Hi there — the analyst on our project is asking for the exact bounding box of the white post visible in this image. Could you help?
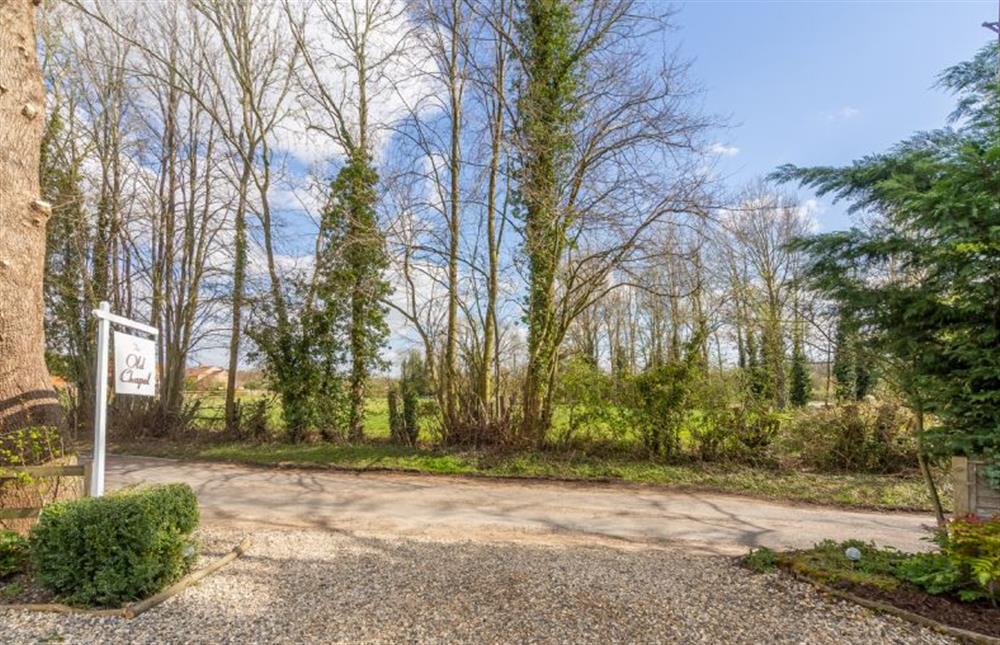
[91,301,111,497]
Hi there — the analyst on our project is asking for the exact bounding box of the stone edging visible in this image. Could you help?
[1,535,252,619]
[790,570,1000,645]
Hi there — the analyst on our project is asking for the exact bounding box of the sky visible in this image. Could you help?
[672,0,996,231]
[195,0,1000,369]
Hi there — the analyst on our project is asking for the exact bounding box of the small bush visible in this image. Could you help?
[784,401,916,473]
[554,357,617,447]
[30,484,199,607]
[744,546,778,573]
[896,552,965,596]
[0,530,29,579]
[941,515,1000,602]
[622,362,697,459]
[108,399,202,439]
[388,385,419,446]
[235,398,272,441]
[688,403,785,465]
[896,519,1000,603]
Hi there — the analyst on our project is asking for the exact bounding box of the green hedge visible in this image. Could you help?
[30,484,199,607]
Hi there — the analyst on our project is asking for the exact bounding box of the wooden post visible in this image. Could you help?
[83,459,93,497]
[952,456,969,516]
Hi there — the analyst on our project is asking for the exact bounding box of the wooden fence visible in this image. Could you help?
[953,456,1000,518]
[0,462,91,522]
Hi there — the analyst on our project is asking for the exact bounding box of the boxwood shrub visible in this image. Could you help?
[30,483,199,607]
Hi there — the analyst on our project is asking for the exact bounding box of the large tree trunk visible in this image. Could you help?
[0,0,61,432]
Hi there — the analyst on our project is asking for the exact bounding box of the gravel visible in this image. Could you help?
[1,527,955,644]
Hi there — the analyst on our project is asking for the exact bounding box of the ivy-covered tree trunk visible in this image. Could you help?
[333,150,389,442]
[0,0,61,432]
[517,0,579,444]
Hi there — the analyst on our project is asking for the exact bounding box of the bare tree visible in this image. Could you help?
[190,0,297,429]
[717,181,812,408]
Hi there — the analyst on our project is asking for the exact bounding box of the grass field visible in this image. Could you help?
[186,391,399,439]
[134,390,949,513]
[186,390,645,447]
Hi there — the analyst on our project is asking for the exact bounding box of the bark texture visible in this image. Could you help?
[0,0,61,431]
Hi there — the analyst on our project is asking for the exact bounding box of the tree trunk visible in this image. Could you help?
[480,11,506,418]
[224,166,251,432]
[914,404,946,527]
[442,0,462,434]
[0,0,61,432]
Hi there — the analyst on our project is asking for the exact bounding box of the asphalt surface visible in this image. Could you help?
[107,455,935,554]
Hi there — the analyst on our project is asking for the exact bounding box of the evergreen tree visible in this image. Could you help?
[789,319,811,407]
[832,314,856,401]
[853,343,876,400]
[775,44,1000,471]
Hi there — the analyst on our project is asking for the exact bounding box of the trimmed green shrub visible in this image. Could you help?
[30,484,199,607]
[0,530,29,579]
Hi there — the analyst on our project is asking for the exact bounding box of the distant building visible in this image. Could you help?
[185,366,228,390]
[184,366,265,391]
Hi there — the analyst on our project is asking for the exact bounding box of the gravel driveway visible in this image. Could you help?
[1,527,953,644]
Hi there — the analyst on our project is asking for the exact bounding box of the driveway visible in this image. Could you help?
[107,455,936,555]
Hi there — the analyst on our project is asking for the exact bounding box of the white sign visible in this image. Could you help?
[113,331,157,396]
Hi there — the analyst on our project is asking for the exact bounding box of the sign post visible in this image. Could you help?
[91,301,158,497]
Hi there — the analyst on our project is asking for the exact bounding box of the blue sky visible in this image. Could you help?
[672,0,996,230]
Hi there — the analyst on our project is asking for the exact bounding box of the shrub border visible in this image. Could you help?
[1,535,251,619]
[788,569,1000,645]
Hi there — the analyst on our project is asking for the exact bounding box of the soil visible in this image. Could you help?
[0,572,54,605]
[827,577,1000,638]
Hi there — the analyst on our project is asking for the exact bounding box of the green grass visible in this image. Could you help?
[185,391,406,441]
[773,539,909,591]
[161,392,950,513]
[115,438,947,513]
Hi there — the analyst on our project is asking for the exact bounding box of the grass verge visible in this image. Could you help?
[112,440,948,513]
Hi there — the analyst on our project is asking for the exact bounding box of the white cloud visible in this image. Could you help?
[708,142,740,157]
[823,106,861,121]
[797,198,822,233]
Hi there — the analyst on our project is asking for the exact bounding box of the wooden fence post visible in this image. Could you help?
[83,459,93,497]
[952,456,969,516]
